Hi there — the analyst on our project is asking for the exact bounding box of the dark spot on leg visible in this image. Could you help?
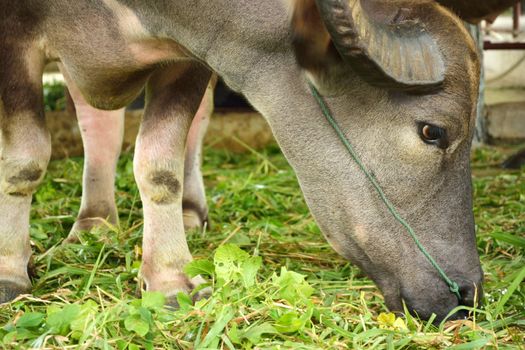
[7,166,42,184]
[7,192,27,197]
[151,171,180,195]
[149,171,181,205]
[2,165,44,197]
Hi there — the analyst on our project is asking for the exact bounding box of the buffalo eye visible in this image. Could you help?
[418,123,448,149]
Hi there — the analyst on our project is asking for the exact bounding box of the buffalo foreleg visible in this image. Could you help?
[134,63,212,304]
[0,46,50,302]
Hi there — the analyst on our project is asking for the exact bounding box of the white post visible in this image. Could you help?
[466,23,487,147]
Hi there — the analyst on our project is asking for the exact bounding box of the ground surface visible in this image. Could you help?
[0,144,523,349]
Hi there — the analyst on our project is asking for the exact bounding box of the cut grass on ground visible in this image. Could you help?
[0,144,524,349]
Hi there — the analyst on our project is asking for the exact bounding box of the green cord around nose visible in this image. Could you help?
[307,80,461,300]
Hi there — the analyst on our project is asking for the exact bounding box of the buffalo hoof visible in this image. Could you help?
[183,208,209,231]
[0,281,31,304]
[150,274,210,309]
[65,217,115,243]
[165,286,212,309]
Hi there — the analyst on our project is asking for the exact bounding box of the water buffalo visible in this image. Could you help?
[0,0,517,321]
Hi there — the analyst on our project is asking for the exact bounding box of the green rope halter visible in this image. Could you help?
[307,80,461,300]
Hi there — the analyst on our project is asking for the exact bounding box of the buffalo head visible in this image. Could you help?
[278,0,517,321]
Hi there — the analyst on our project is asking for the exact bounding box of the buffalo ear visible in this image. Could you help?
[313,0,445,92]
[436,0,520,24]
[290,0,342,71]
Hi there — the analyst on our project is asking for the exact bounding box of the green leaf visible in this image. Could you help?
[241,256,262,288]
[184,259,215,278]
[274,311,304,333]
[229,232,252,246]
[243,323,277,344]
[4,328,39,343]
[70,300,98,340]
[214,244,249,283]
[272,267,314,305]
[176,292,193,312]
[46,304,81,335]
[215,244,249,263]
[3,331,18,344]
[16,312,45,329]
[213,244,262,289]
[137,307,153,325]
[228,322,277,345]
[141,291,166,309]
[124,314,150,337]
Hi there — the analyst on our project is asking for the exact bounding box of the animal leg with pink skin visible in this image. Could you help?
[134,63,211,303]
[60,65,125,242]
[182,78,215,230]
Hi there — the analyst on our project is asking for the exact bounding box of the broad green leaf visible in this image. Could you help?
[243,322,278,344]
[184,259,215,278]
[213,244,262,288]
[274,311,304,333]
[272,267,314,305]
[3,331,18,344]
[4,328,39,343]
[228,322,277,345]
[46,304,81,335]
[71,300,98,340]
[229,232,252,246]
[241,256,262,288]
[137,307,153,325]
[124,314,150,337]
[214,244,249,283]
[215,244,249,264]
[142,291,166,309]
[16,312,44,329]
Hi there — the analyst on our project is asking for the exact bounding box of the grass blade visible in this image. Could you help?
[493,265,525,316]
[490,232,525,249]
